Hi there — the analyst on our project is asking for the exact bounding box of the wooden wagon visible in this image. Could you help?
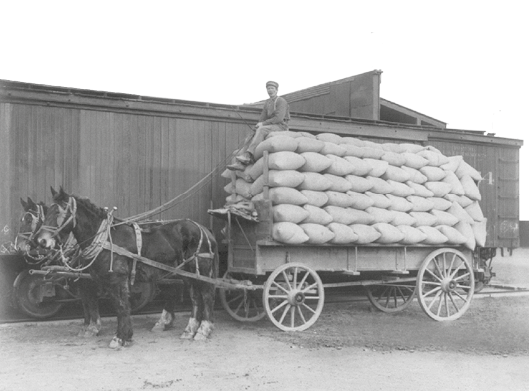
[213,154,478,332]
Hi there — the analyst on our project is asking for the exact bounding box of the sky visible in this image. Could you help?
[1,0,527,218]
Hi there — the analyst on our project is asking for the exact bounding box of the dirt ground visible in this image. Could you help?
[2,248,529,391]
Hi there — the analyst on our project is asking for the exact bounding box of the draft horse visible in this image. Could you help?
[16,197,102,330]
[37,187,219,348]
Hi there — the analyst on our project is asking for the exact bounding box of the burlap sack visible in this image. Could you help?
[401,166,428,184]
[341,144,365,158]
[324,173,353,192]
[225,194,245,204]
[382,143,407,153]
[349,224,381,244]
[365,206,396,224]
[431,210,459,226]
[400,143,426,153]
[343,156,372,176]
[299,152,332,173]
[272,222,309,244]
[420,166,447,182]
[250,193,263,202]
[407,196,435,212]
[387,194,413,212]
[347,191,375,210]
[345,175,374,193]
[454,221,476,250]
[424,182,452,198]
[473,218,487,247]
[410,212,438,227]
[302,205,333,225]
[418,226,448,245]
[406,182,434,197]
[381,151,406,167]
[340,137,366,147]
[437,225,468,245]
[441,155,463,172]
[398,225,427,244]
[325,155,355,176]
[446,202,474,224]
[300,223,335,244]
[316,132,343,144]
[273,204,310,224]
[364,159,389,177]
[234,178,252,198]
[391,211,417,226]
[301,190,329,208]
[363,140,384,150]
[269,151,306,171]
[267,131,302,139]
[465,201,485,222]
[254,136,298,160]
[429,196,453,211]
[328,223,359,244]
[362,147,386,159]
[247,157,265,180]
[320,142,346,157]
[325,206,374,225]
[298,172,333,191]
[365,192,392,209]
[388,180,415,197]
[442,171,465,195]
[296,137,325,153]
[325,191,354,208]
[251,170,306,195]
[460,175,482,201]
[402,152,429,169]
[373,223,405,244]
[366,176,394,194]
[455,160,482,181]
[235,167,254,183]
[417,150,449,166]
[269,187,308,205]
[381,166,411,183]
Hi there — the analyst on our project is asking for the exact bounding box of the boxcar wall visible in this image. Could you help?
[0,80,523,249]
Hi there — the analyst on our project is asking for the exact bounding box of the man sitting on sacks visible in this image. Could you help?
[227,81,291,171]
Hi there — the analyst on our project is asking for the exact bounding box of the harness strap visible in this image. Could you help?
[130,222,142,285]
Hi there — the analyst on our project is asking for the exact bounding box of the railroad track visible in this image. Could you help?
[2,285,528,325]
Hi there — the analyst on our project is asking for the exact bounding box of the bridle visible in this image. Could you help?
[15,204,45,247]
[39,196,78,239]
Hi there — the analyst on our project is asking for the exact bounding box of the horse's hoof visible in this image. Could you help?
[194,321,214,341]
[151,323,165,333]
[109,336,124,349]
[193,332,207,341]
[77,327,87,337]
[180,331,195,340]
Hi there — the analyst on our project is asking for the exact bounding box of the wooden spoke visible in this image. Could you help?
[219,272,266,322]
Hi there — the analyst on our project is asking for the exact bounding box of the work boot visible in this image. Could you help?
[227,162,246,171]
[235,152,253,165]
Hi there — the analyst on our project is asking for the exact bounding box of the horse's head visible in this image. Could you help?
[15,197,47,253]
[37,187,77,250]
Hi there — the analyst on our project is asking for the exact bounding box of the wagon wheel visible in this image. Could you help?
[417,248,474,321]
[219,272,265,322]
[263,263,324,332]
[13,270,64,319]
[365,281,416,313]
[130,281,157,313]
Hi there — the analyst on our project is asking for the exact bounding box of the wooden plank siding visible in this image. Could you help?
[0,82,522,249]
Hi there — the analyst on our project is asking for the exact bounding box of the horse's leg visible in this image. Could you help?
[78,279,101,337]
[194,282,216,341]
[151,285,177,332]
[180,283,202,339]
[108,275,133,349]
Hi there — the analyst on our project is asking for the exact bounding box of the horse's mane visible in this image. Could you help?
[72,194,108,220]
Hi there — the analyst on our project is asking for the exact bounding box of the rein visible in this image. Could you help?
[39,197,77,239]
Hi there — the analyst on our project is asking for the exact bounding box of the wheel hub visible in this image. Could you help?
[441,278,457,292]
[288,290,305,305]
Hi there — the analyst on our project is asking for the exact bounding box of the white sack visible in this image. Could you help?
[391,211,417,226]
[347,191,375,210]
[316,132,343,144]
[341,144,365,158]
[431,210,459,226]
[362,147,386,159]
[366,176,394,194]
[437,225,468,245]
[254,136,298,159]
[455,160,482,181]
[302,205,334,225]
[269,151,306,171]
[417,150,449,166]
[402,153,429,169]
[389,180,415,197]
[298,172,333,191]
[300,223,335,244]
[343,156,372,176]
[345,175,374,193]
[340,137,366,147]
[447,202,474,224]
[410,212,438,227]
[407,196,435,212]
[465,201,485,222]
[406,182,434,198]
[325,191,354,208]
[272,222,309,244]
[349,224,381,244]
[420,166,447,182]
[398,226,427,244]
[418,226,448,245]
[381,151,406,167]
[442,171,465,195]
[325,155,355,176]
[454,221,476,251]
[364,158,389,177]
[473,219,487,247]
[365,207,396,224]
[325,206,374,225]
[373,223,405,244]
[381,166,411,183]
[441,155,463,172]
[460,175,482,201]
[365,192,392,209]
[320,142,346,157]
[296,137,325,153]
[273,204,310,224]
[328,223,359,244]
[424,182,452,198]
[387,194,413,212]
[429,197,453,211]
[401,166,428,184]
[299,152,332,173]
[270,187,308,205]
[301,190,329,208]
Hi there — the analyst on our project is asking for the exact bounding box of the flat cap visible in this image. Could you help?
[266,81,279,89]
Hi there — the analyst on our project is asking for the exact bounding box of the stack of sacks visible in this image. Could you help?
[222,132,486,249]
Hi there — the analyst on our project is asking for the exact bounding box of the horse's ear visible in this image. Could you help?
[27,196,36,208]
[59,186,67,197]
[50,186,58,198]
[20,197,29,209]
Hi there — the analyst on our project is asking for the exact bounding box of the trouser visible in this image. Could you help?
[241,124,286,157]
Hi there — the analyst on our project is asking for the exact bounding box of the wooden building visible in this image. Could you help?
[0,77,522,249]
